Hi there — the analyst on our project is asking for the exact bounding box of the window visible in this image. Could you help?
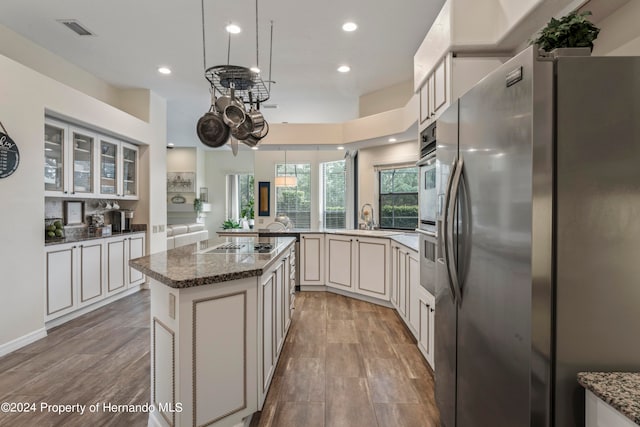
[226,174,254,220]
[321,160,346,229]
[379,166,418,230]
[276,163,311,228]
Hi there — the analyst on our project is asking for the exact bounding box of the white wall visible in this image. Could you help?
[359,80,414,118]
[203,150,255,231]
[0,52,166,350]
[592,1,640,56]
[253,150,345,230]
[357,140,419,223]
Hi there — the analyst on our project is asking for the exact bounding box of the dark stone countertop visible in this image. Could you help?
[578,372,640,424]
[45,227,147,246]
[129,235,296,289]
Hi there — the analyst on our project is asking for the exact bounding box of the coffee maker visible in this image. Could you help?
[111,209,134,232]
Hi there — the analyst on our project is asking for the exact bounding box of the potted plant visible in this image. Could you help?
[241,199,255,229]
[221,219,242,230]
[531,10,600,56]
[194,198,203,218]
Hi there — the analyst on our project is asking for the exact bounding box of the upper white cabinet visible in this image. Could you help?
[45,117,139,199]
[418,53,505,131]
[300,234,324,286]
[45,119,98,197]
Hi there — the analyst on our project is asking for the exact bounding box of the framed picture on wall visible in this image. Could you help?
[64,201,85,225]
[167,172,195,193]
[258,181,270,217]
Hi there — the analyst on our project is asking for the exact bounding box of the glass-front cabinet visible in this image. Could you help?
[44,121,66,193]
[99,139,119,196]
[121,143,138,199]
[71,130,94,195]
[44,117,139,200]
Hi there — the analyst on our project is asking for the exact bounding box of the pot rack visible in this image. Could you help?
[205,65,270,105]
[201,0,274,108]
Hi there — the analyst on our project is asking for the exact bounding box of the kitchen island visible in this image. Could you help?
[129,235,296,427]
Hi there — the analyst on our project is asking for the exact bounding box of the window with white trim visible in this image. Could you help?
[378,166,418,230]
[275,163,311,228]
[320,160,346,229]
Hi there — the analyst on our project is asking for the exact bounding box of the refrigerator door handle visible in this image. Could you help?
[442,157,459,303]
[446,157,464,305]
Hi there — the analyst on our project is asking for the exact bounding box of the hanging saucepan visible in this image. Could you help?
[215,86,244,112]
[241,121,269,147]
[196,91,229,148]
[244,92,265,134]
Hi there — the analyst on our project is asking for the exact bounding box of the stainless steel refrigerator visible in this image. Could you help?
[435,45,640,427]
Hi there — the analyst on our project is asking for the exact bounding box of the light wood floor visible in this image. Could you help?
[251,291,440,427]
[0,290,439,427]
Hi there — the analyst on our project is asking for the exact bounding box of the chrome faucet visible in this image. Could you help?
[360,203,376,230]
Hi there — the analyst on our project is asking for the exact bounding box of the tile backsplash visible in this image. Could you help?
[45,197,138,229]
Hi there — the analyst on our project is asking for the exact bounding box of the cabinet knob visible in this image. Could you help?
[64,191,68,194]
[430,308,435,313]
[71,191,75,195]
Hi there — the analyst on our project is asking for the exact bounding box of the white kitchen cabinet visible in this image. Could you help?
[354,237,390,300]
[44,119,98,197]
[408,250,421,334]
[45,243,76,320]
[127,234,145,287]
[418,288,435,368]
[106,233,146,295]
[78,242,103,305]
[418,53,505,132]
[106,238,126,295]
[585,389,635,427]
[275,260,285,356]
[390,245,400,308]
[260,270,275,405]
[98,137,139,199]
[325,234,354,290]
[287,247,295,328]
[300,234,324,286]
[397,248,408,318]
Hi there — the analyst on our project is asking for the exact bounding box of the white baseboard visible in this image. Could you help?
[299,285,393,308]
[46,285,145,329]
[0,327,47,357]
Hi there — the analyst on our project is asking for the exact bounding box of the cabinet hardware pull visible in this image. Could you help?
[430,308,434,313]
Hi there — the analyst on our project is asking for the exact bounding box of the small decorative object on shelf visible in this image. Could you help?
[64,200,85,225]
[45,218,64,240]
[531,10,600,55]
[194,198,203,216]
[171,194,186,204]
[200,187,209,203]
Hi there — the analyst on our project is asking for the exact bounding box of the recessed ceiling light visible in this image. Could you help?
[226,24,241,34]
[388,137,397,142]
[342,22,358,32]
[251,146,259,150]
[250,66,261,73]
[337,146,345,150]
[158,66,172,75]
[337,65,351,73]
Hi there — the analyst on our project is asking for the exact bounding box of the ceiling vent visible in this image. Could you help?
[57,20,95,36]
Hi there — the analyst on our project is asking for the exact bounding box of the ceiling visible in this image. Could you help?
[0,0,445,147]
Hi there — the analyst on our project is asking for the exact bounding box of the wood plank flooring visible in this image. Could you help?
[251,291,440,427]
[0,290,440,427]
[0,291,150,427]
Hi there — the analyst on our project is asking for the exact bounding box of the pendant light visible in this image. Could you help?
[275,150,297,187]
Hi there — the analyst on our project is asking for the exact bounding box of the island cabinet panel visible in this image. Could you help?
[261,273,275,398]
[300,234,324,285]
[275,261,285,356]
[78,242,103,305]
[193,292,247,427]
[354,237,390,300]
[148,277,259,427]
[45,244,75,318]
[326,235,354,289]
[106,239,126,294]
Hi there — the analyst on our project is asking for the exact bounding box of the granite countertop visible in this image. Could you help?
[129,235,296,289]
[389,234,419,252]
[45,228,146,246]
[578,372,640,424]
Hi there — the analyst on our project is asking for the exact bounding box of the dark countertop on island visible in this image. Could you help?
[45,227,147,246]
[578,372,640,424]
[129,235,296,289]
